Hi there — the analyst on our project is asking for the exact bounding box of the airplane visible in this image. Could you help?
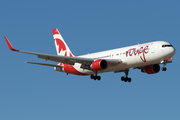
[5,28,176,82]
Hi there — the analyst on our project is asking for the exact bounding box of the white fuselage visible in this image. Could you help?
[73,41,175,75]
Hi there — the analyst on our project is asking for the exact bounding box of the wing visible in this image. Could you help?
[5,37,121,68]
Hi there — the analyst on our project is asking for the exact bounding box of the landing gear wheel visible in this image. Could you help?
[90,74,101,81]
[121,76,131,83]
[121,69,132,83]
[121,76,125,81]
[97,76,101,81]
[90,75,94,79]
[162,67,167,71]
[128,78,131,82]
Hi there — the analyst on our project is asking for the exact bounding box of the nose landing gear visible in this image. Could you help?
[162,67,167,71]
[161,60,167,71]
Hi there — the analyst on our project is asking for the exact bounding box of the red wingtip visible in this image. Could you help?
[4,36,18,51]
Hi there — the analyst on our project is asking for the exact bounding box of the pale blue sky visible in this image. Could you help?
[0,0,179,120]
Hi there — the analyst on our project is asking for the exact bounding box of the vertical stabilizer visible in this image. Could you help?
[52,28,74,57]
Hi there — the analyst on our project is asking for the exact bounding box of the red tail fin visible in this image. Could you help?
[52,28,74,57]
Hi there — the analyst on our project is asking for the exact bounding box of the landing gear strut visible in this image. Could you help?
[90,74,101,81]
[121,69,131,82]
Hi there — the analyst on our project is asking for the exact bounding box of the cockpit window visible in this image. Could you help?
[162,44,173,47]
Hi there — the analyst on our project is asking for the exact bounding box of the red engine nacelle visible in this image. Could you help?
[90,59,108,71]
[142,64,160,74]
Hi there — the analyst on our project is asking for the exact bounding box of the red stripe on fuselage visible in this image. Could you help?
[63,64,88,76]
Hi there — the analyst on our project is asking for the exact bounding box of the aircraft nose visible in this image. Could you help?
[169,45,176,57]
[172,46,176,55]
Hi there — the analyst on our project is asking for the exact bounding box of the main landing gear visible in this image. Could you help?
[90,74,101,81]
[121,69,132,83]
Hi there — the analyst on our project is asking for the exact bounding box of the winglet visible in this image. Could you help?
[4,36,18,51]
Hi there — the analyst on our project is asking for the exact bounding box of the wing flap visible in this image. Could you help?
[38,55,76,65]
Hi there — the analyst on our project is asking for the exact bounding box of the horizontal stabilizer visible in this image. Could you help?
[25,62,63,68]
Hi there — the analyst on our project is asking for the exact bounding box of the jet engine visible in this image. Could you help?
[141,64,160,74]
[90,59,108,71]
